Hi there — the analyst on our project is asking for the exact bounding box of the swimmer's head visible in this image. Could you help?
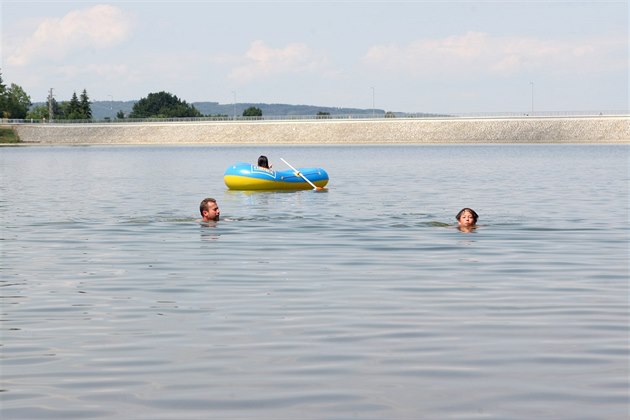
[456,208,478,227]
[200,197,220,221]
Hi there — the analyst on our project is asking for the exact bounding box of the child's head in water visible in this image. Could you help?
[456,208,478,228]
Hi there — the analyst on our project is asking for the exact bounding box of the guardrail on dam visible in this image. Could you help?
[9,116,630,144]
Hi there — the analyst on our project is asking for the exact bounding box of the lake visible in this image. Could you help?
[1,144,628,419]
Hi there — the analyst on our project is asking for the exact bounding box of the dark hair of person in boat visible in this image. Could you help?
[257,155,271,169]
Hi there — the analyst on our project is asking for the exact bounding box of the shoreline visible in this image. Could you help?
[7,116,630,145]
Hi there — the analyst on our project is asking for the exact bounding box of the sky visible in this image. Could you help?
[1,0,628,114]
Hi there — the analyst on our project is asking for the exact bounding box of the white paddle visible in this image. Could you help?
[280,158,324,190]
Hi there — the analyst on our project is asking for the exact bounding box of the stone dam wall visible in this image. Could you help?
[10,116,629,145]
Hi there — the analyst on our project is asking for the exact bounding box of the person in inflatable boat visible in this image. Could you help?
[257,155,272,169]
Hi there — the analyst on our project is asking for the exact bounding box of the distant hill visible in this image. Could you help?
[33,100,436,120]
[192,102,388,119]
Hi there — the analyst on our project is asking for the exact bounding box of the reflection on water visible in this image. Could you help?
[1,145,628,419]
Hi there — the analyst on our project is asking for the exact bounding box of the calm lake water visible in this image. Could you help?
[1,144,628,419]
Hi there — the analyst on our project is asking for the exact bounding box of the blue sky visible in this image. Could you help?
[2,1,627,113]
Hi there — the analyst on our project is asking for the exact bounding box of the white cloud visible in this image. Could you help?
[229,40,337,83]
[7,4,132,66]
[363,31,627,78]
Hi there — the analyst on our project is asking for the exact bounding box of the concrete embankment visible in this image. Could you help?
[10,116,630,145]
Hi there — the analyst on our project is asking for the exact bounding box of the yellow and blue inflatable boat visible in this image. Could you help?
[224,163,329,190]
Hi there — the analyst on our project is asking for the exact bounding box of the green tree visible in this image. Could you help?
[56,90,92,120]
[26,105,49,120]
[80,89,92,119]
[49,96,63,120]
[129,91,202,118]
[116,110,125,119]
[0,71,7,116]
[0,70,32,119]
[242,106,262,117]
[65,92,82,120]
[3,83,32,119]
[316,111,331,119]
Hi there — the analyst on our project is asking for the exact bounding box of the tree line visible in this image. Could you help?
[128,91,261,119]
[0,71,31,119]
[0,69,263,120]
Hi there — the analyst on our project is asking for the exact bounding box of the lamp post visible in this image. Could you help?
[529,82,534,115]
[371,86,375,118]
[47,88,54,122]
[107,95,113,118]
[232,91,236,120]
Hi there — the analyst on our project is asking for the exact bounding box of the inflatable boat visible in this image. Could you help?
[224,163,329,190]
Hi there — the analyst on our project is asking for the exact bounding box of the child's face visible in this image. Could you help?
[458,211,476,227]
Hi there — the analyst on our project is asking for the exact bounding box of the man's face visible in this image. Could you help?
[203,202,220,221]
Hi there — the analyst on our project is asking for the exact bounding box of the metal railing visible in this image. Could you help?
[2,110,628,125]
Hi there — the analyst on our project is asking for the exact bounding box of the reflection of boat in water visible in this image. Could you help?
[224,163,329,190]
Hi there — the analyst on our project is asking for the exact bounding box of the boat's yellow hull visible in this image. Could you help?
[224,175,328,190]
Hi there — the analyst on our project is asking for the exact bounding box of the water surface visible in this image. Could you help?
[1,145,628,419]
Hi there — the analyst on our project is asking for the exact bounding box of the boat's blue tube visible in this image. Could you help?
[224,163,329,190]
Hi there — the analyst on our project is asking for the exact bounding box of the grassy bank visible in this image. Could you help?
[0,126,20,143]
